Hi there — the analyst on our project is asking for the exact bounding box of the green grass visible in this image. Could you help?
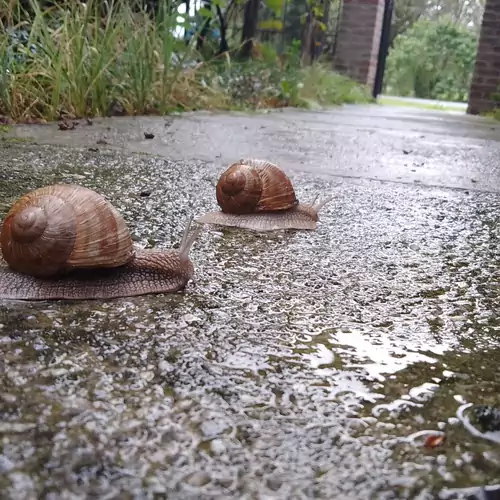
[298,65,375,108]
[484,109,500,121]
[0,0,224,120]
[0,0,372,123]
[377,95,465,112]
[0,136,35,143]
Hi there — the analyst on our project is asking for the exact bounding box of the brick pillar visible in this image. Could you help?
[467,0,500,115]
[333,0,385,90]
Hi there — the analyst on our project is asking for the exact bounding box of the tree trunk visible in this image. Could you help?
[239,0,260,60]
[300,11,316,66]
[196,0,212,50]
[216,5,230,54]
[315,0,329,59]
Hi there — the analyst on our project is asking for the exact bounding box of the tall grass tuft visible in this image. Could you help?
[0,0,228,120]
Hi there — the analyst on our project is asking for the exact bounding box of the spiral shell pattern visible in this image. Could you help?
[215,159,298,214]
[0,184,134,278]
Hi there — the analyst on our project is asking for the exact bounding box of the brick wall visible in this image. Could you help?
[467,0,500,115]
[332,0,385,90]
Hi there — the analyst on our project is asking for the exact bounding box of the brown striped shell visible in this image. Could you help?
[215,159,298,214]
[0,184,134,278]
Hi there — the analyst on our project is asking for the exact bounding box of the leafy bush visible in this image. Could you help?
[205,41,372,110]
[0,0,372,122]
[384,18,479,103]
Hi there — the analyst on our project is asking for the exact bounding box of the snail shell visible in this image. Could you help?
[216,159,298,214]
[0,184,134,278]
[197,158,331,231]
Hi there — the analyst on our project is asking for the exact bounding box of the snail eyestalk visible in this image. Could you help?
[312,195,333,213]
[179,215,192,251]
[179,216,202,262]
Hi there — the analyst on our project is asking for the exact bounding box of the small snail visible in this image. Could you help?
[0,184,201,301]
[196,158,331,231]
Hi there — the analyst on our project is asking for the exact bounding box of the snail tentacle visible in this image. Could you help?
[179,216,203,262]
[312,196,333,212]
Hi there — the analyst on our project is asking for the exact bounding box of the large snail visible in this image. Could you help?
[196,159,331,231]
[0,184,201,301]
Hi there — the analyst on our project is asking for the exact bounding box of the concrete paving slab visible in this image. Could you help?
[1,105,500,499]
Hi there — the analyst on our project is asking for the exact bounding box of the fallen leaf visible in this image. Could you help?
[424,434,446,449]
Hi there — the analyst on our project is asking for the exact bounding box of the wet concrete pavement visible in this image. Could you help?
[8,104,500,193]
[1,104,500,499]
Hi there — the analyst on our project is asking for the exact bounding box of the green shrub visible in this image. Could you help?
[0,0,373,122]
[384,18,479,103]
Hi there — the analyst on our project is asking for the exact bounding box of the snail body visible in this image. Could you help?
[196,158,331,231]
[0,184,201,301]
